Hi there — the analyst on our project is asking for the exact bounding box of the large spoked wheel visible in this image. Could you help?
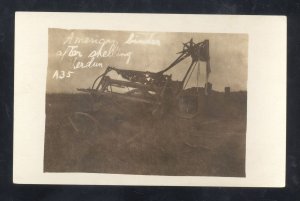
[59,112,98,137]
[151,104,165,119]
[175,95,199,119]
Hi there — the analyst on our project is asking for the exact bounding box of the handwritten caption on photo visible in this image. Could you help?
[52,32,160,80]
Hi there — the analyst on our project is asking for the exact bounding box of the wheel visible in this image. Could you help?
[175,95,199,119]
[151,105,164,119]
[59,112,98,136]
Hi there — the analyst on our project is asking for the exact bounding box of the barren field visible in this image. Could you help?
[44,91,247,177]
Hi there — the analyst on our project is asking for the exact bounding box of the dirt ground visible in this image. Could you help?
[44,91,246,177]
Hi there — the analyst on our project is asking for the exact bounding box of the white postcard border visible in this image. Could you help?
[14,12,286,187]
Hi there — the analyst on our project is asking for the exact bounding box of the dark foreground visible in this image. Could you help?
[44,91,246,177]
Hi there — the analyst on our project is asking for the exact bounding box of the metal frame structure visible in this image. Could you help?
[77,39,211,118]
[60,39,213,135]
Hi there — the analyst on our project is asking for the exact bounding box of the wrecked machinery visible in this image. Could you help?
[65,39,212,134]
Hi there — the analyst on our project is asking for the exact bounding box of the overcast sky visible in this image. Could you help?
[47,28,248,93]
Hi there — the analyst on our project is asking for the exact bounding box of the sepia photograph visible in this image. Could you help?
[44,29,248,177]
